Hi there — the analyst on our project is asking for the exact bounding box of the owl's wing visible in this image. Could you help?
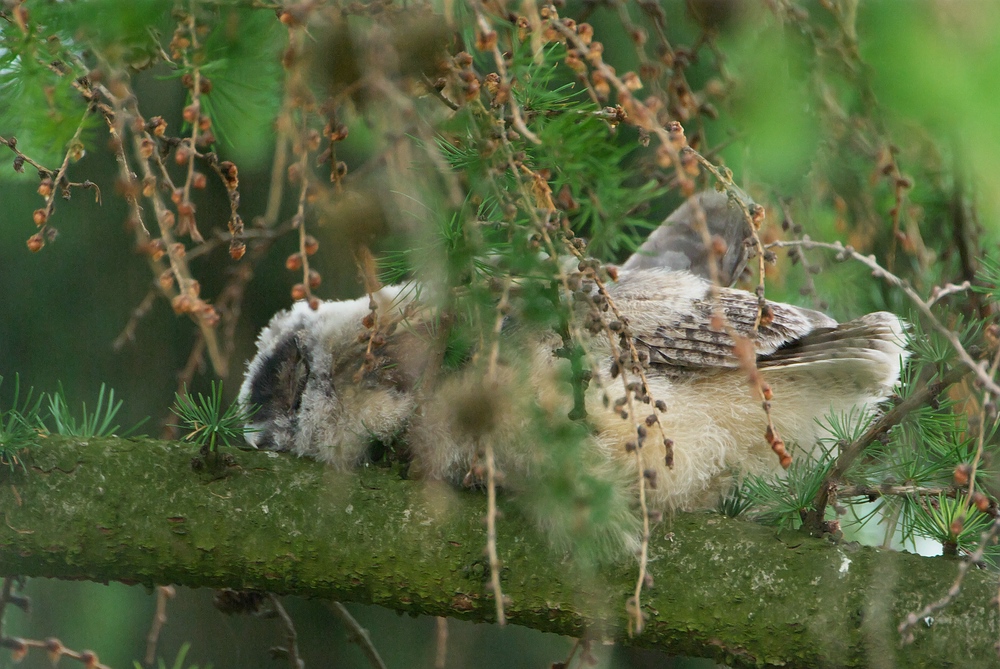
[632,286,838,371]
[757,311,907,373]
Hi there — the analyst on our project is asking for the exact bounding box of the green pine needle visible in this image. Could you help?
[909,494,993,555]
[0,375,43,472]
[44,382,147,439]
[171,382,256,453]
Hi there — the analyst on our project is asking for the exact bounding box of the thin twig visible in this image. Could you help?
[113,288,159,351]
[124,97,227,375]
[292,107,316,307]
[263,112,292,228]
[579,266,656,635]
[176,333,207,398]
[179,5,205,242]
[1,578,111,669]
[811,366,969,526]
[490,129,654,632]
[467,1,541,144]
[420,74,460,112]
[547,24,787,612]
[143,585,175,667]
[775,198,825,310]
[899,516,1000,643]
[494,129,660,633]
[484,442,506,625]
[927,281,972,308]
[838,484,955,500]
[550,18,695,196]
[328,602,388,669]
[0,135,53,174]
[687,152,768,322]
[269,594,305,669]
[959,344,1000,518]
[769,239,1000,396]
[0,577,14,641]
[483,275,513,625]
[8,104,94,248]
[559,637,582,669]
[434,616,447,669]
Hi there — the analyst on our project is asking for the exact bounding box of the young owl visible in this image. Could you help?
[239,192,907,520]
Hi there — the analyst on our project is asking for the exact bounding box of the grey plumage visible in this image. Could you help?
[621,190,755,285]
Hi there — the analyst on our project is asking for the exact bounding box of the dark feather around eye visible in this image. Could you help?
[248,335,311,421]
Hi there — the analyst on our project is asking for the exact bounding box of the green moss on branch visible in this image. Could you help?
[0,437,996,667]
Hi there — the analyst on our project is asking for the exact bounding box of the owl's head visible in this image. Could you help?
[238,286,418,463]
[621,189,756,286]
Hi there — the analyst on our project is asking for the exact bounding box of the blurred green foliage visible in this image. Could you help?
[2,0,1000,666]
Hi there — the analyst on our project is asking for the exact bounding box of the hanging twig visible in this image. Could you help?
[269,594,305,669]
[143,585,176,667]
[328,602,388,669]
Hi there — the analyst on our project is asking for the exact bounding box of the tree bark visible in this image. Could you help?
[0,437,996,667]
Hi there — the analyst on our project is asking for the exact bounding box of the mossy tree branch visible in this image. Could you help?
[0,437,997,668]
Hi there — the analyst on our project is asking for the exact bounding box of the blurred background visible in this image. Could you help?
[1,0,998,667]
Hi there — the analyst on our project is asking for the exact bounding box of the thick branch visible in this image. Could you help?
[0,437,997,667]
